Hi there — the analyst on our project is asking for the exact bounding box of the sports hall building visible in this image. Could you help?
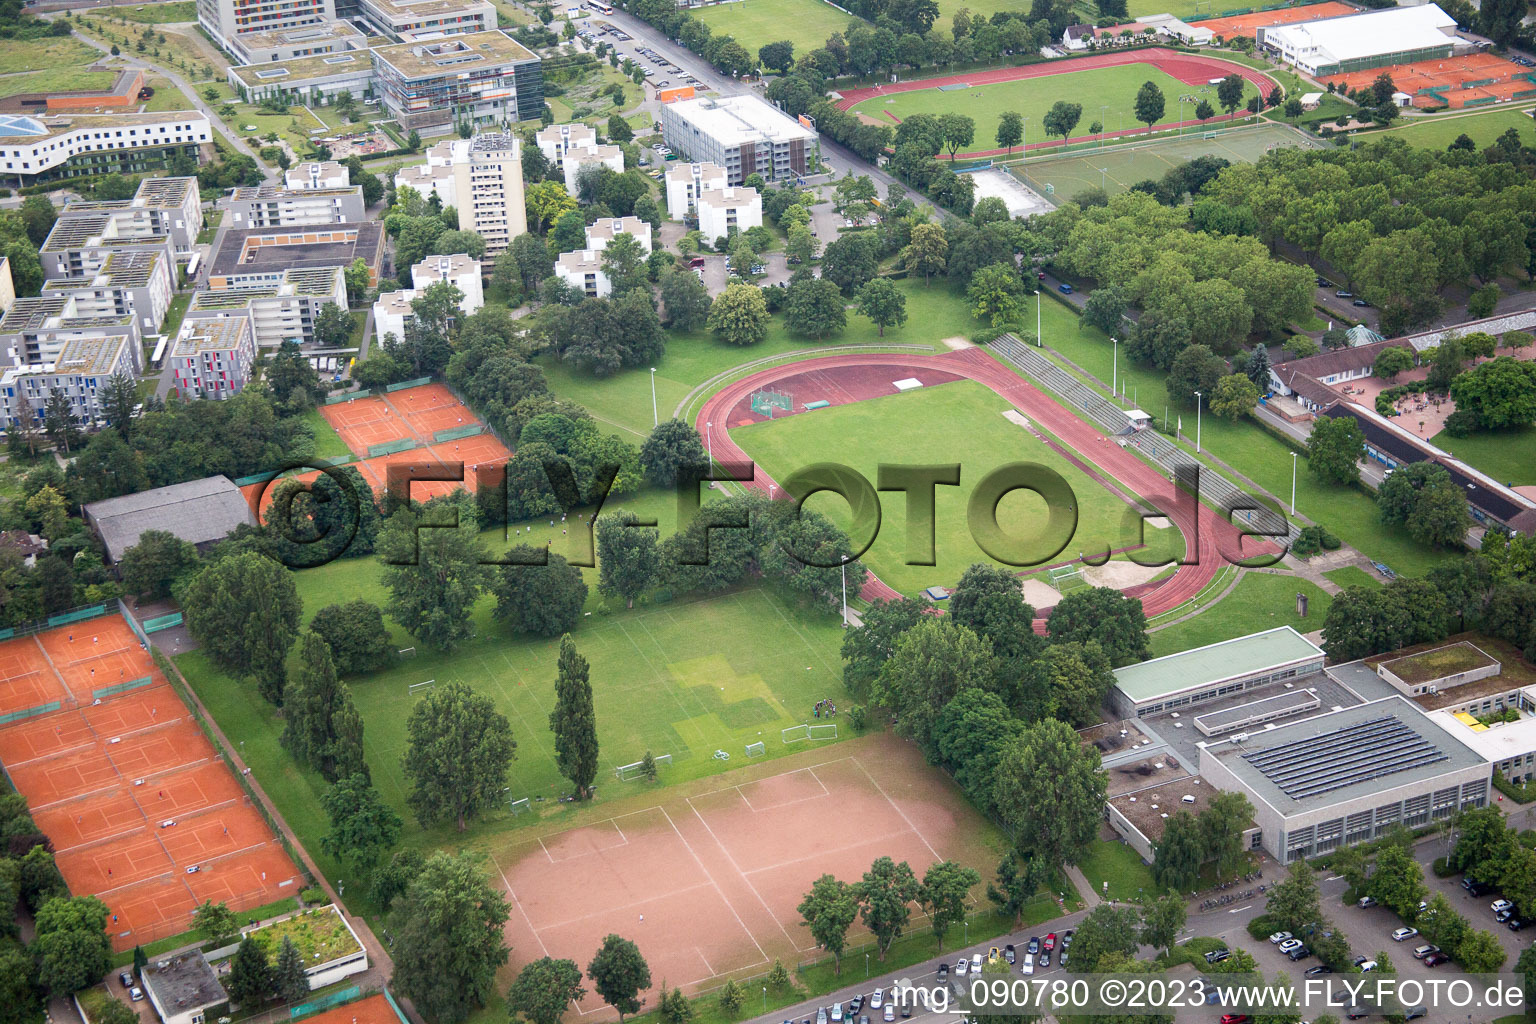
[1258,4,1458,76]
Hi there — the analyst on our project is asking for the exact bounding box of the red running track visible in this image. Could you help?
[697,348,1272,626]
[836,48,1278,160]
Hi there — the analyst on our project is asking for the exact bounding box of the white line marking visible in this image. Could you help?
[845,759,942,861]
[660,805,770,965]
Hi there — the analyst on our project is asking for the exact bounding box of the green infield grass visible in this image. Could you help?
[849,62,1260,149]
[691,0,859,58]
[731,378,1186,595]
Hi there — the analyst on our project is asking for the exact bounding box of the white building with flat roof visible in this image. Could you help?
[660,95,816,185]
[696,186,762,240]
[585,217,650,254]
[1258,4,1457,76]
[535,122,597,172]
[226,183,368,227]
[393,139,458,206]
[357,0,496,42]
[561,142,624,194]
[392,134,525,253]
[413,252,483,310]
[555,249,609,298]
[1109,626,1326,719]
[286,161,350,190]
[664,161,727,217]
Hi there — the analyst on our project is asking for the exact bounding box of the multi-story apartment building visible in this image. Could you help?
[555,250,608,299]
[226,183,368,227]
[207,224,384,291]
[585,216,651,254]
[535,121,596,172]
[190,266,348,349]
[40,250,174,336]
[697,186,762,240]
[659,95,816,185]
[286,161,351,190]
[356,0,496,42]
[221,20,367,64]
[0,333,141,430]
[392,133,526,253]
[0,112,211,186]
[373,252,484,340]
[371,31,543,135]
[560,141,623,194]
[228,50,377,105]
[198,0,339,63]
[664,161,726,217]
[169,315,257,400]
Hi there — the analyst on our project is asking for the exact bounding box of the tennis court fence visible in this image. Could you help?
[367,438,419,458]
[0,603,111,643]
[93,676,154,700]
[434,424,484,443]
[386,377,433,392]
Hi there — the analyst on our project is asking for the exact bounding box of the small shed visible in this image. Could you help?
[1125,408,1152,431]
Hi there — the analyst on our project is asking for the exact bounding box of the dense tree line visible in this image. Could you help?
[0,792,93,1016]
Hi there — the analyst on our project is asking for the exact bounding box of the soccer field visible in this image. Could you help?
[1385,105,1535,151]
[849,62,1260,148]
[690,0,857,57]
[1007,122,1318,201]
[730,379,1184,596]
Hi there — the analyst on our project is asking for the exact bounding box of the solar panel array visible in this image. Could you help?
[1240,715,1449,801]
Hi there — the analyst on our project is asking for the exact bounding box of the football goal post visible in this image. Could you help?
[745,741,766,758]
[614,753,671,780]
[1048,565,1086,592]
[782,724,809,744]
[809,723,837,741]
[408,679,436,697]
[509,797,530,815]
[397,647,416,657]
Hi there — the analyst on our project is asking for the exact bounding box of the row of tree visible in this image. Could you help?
[797,855,981,973]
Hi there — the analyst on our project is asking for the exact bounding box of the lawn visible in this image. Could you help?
[1432,424,1536,486]
[1076,838,1159,902]
[1322,565,1380,590]
[300,407,352,462]
[1385,105,1535,152]
[537,278,967,441]
[142,75,201,111]
[849,63,1259,147]
[220,102,329,151]
[691,0,858,59]
[0,35,103,76]
[103,1,199,22]
[0,65,117,97]
[75,17,229,81]
[1031,294,1456,578]
[1147,571,1331,657]
[176,571,850,896]
[732,378,1184,595]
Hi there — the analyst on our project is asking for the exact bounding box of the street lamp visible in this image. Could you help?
[1290,451,1298,516]
[1193,391,1203,454]
[1099,166,1107,192]
[1111,337,1119,398]
[706,420,713,465]
[649,367,657,427]
[865,952,870,978]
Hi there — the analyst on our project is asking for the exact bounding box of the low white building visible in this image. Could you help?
[696,185,762,240]
[393,140,459,208]
[139,952,227,1024]
[373,289,416,344]
[285,161,350,190]
[585,217,651,254]
[239,905,368,992]
[665,161,727,217]
[555,249,609,298]
[535,122,598,174]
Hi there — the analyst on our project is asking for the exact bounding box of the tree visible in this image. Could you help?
[605,114,634,145]
[227,937,272,1006]
[391,852,511,1024]
[1201,790,1254,878]
[1196,99,1215,121]
[550,635,599,800]
[783,277,846,339]
[1450,357,1536,431]
[872,618,997,758]
[42,388,78,454]
[19,195,56,248]
[918,860,980,951]
[758,39,794,73]
[1081,285,1127,337]
[311,302,354,352]
[1367,842,1426,920]
[967,262,1026,327]
[841,596,932,700]
[857,856,921,959]
[997,111,1023,154]
[901,222,948,284]
[949,562,1042,667]
[402,680,516,831]
[1042,101,1083,144]
[639,420,707,488]
[992,718,1107,867]
[659,269,710,330]
[305,600,390,676]
[272,936,308,1003]
[1045,586,1149,666]
[380,514,490,654]
[491,549,587,638]
[1266,860,1322,936]
[596,510,660,609]
[601,233,648,296]
[194,900,237,945]
[508,958,585,1024]
[587,935,651,1021]
[707,284,770,347]
[1134,81,1166,131]
[321,772,402,871]
[120,529,198,601]
[1307,415,1366,486]
[1210,372,1259,420]
[1065,903,1139,972]
[798,874,859,974]
[718,979,744,1016]
[526,181,577,234]
[821,232,880,294]
[1374,346,1414,381]
[1457,929,1506,972]
[1216,73,1245,118]
[1138,892,1186,957]
[32,895,109,996]
[1151,811,1204,892]
[1167,344,1225,408]
[987,854,1048,928]
[179,552,300,704]
[856,278,908,336]
[281,632,349,778]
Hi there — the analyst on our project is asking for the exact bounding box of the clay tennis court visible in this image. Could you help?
[1188,1,1355,39]
[301,994,403,1024]
[0,620,304,949]
[497,747,989,1013]
[321,394,404,454]
[1325,51,1536,108]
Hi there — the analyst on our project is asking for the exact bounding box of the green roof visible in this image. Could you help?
[1112,627,1324,704]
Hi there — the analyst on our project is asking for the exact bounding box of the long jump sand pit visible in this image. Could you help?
[495,736,1004,1016]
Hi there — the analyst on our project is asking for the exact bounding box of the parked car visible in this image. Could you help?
[1412,944,1439,959]
[1391,927,1418,941]
[1316,277,1331,287]
[1358,960,1378,973]
[1057,283,1073,294]
[1204,949,1230,965]
[816,1008,828,1024]
[1422,952,1450,967]
[1286,947,1311,962]
[1496,908,1514,923]
[883,1006,895,1022]
[1220,1016,1252,1024]
[1268,931,1292,944]
[119,972,134,989]
[1039,951,1050,968]
[1463,877,1492,896]
[130,989,144,1003]
[1304,966,1333,976]
[936,963,950,982]
[1509,917,1528,931]
[1357,896,1378,908]
[849,996,863,1016]
[955,959,968,976]
[1278,939,1303,953]
[1020,954,1035,976]
[1492,899,1514,914]
[1404,1007,1427,1021]
[1353,299,1370,307]
[1043,933,1057,951]
[970,954,982,972]
[1004,944,1016,964]
[1336,289,1353,298]
[1027,936,1041,954]
[1061,930,1074,947]
[831,1004,843,1022]
[1345,1008,1369,1020]
[870,990,883,1010]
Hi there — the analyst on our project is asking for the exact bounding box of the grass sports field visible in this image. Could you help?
[1385,105,1535,151]
[691,0,856,57]
[1147,572,1330,657]
[1008,122,1317,200]
[849,62,1258,146]
[731,379,1183,595]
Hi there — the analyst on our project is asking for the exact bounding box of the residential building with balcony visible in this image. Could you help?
[659,94,815,185]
